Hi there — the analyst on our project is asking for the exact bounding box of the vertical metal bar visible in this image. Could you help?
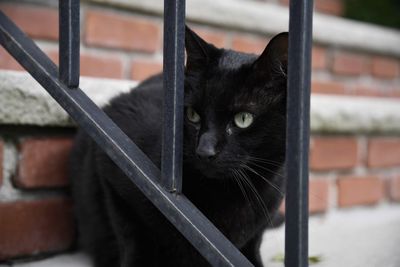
[59,0,80,88]
[285,0,313,266]
[162,0,185,193]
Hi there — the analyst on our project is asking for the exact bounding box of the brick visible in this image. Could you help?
[81,54,124,79]
[0,47,24,71]
[312,46,328,70]
[312,80,346,95]
[389,176,400,202]
[279,0,289,6]
[193,27,227,48]
[16,138,73,189]
[46,51,124,79]
[309,179,330,213]
[45,50,59,65]
[337,176,384,207]
[332,52,369,76]
[278,179,330,214]
[389,86,400,98]
[0,4,58,40]
[85,10,160,53]
[231,34,268,54]
[0,198,74,260]
[352,85,389,98]
[281,0,344,15]
[315,0,344,16]
[310,137,358,171]
[371,56,399,79]
[367,138,400,168]
[131,59,162,81]
[0,141,3,188]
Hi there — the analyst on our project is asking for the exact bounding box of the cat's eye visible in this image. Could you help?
[186,107,201,123]
[234,112,254,128]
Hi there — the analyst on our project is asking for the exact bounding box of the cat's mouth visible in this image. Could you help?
[198,167,225,178]
[192,160,235,179]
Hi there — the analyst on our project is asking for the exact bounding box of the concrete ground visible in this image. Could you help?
[261,204,400,267]
[3,205,400,267]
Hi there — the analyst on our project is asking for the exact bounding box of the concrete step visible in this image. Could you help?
[3,205,400,267]
[261,204,400,267]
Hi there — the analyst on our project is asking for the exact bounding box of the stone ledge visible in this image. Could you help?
[0,70,135,127]
[87,0,400,57]
[1,70,400,134]
[311,94,400,134]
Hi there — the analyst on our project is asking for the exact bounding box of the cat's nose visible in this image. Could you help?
[196,145,217,160]
[196,133,218,160]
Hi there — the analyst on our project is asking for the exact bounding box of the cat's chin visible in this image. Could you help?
[200,169,227,179]
[193,162,230,179]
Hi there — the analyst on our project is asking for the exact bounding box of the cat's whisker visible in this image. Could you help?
[231,169,251,206]
[247,156,283,166]
[236,169,257,212]
[250,160,282,168]
[246,160,326,205]
[247,161,284,178]
[237,169,275,228]
[237,169,285,249]
[234,169,260,216]
[241,164,285,197]
[247,156,282,163]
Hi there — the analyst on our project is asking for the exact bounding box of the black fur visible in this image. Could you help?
[70,27,288,267]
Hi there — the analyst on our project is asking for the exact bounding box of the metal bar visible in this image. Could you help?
[162,0,185,193]
[59,0,80,88]
[285,0,313,266]
[0,12,253,267]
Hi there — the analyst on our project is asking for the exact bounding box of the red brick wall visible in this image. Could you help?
[1,2,399,96]
[1,0,400,263]
[0,136,75,261]
[0,198,74,260]
[1,133,400,260]
[308,136,400,213]
[280,0,344,16]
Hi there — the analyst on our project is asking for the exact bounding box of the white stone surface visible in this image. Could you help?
[0,70,135,127]
[1,70,400,134]
[311,95,400,134]
[3,205,400,267]
[89,0,400,56]
[0,253,92,267]
[261,205,400,267]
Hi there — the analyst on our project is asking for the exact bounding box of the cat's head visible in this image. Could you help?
[183,26,288,179]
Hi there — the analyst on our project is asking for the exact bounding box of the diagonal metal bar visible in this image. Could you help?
[285,0,313,266]
[59,0,80,88]
[0,11,253,267]
[162,0,185,193]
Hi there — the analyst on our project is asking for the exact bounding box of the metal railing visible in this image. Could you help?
[285,1,313,266]
[0,0,313,266]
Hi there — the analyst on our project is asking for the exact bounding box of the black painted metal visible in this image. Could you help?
[0,11,253,267]
[162,0,185,193]
[285,0,313,266]
[59,0,80,88]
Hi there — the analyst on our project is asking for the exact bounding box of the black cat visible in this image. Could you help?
[70,27,288,267]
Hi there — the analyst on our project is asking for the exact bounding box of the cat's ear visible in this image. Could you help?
[185,26,217,71]
[253,32,288,79]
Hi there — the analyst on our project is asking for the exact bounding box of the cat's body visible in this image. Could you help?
[70,28,288,267]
